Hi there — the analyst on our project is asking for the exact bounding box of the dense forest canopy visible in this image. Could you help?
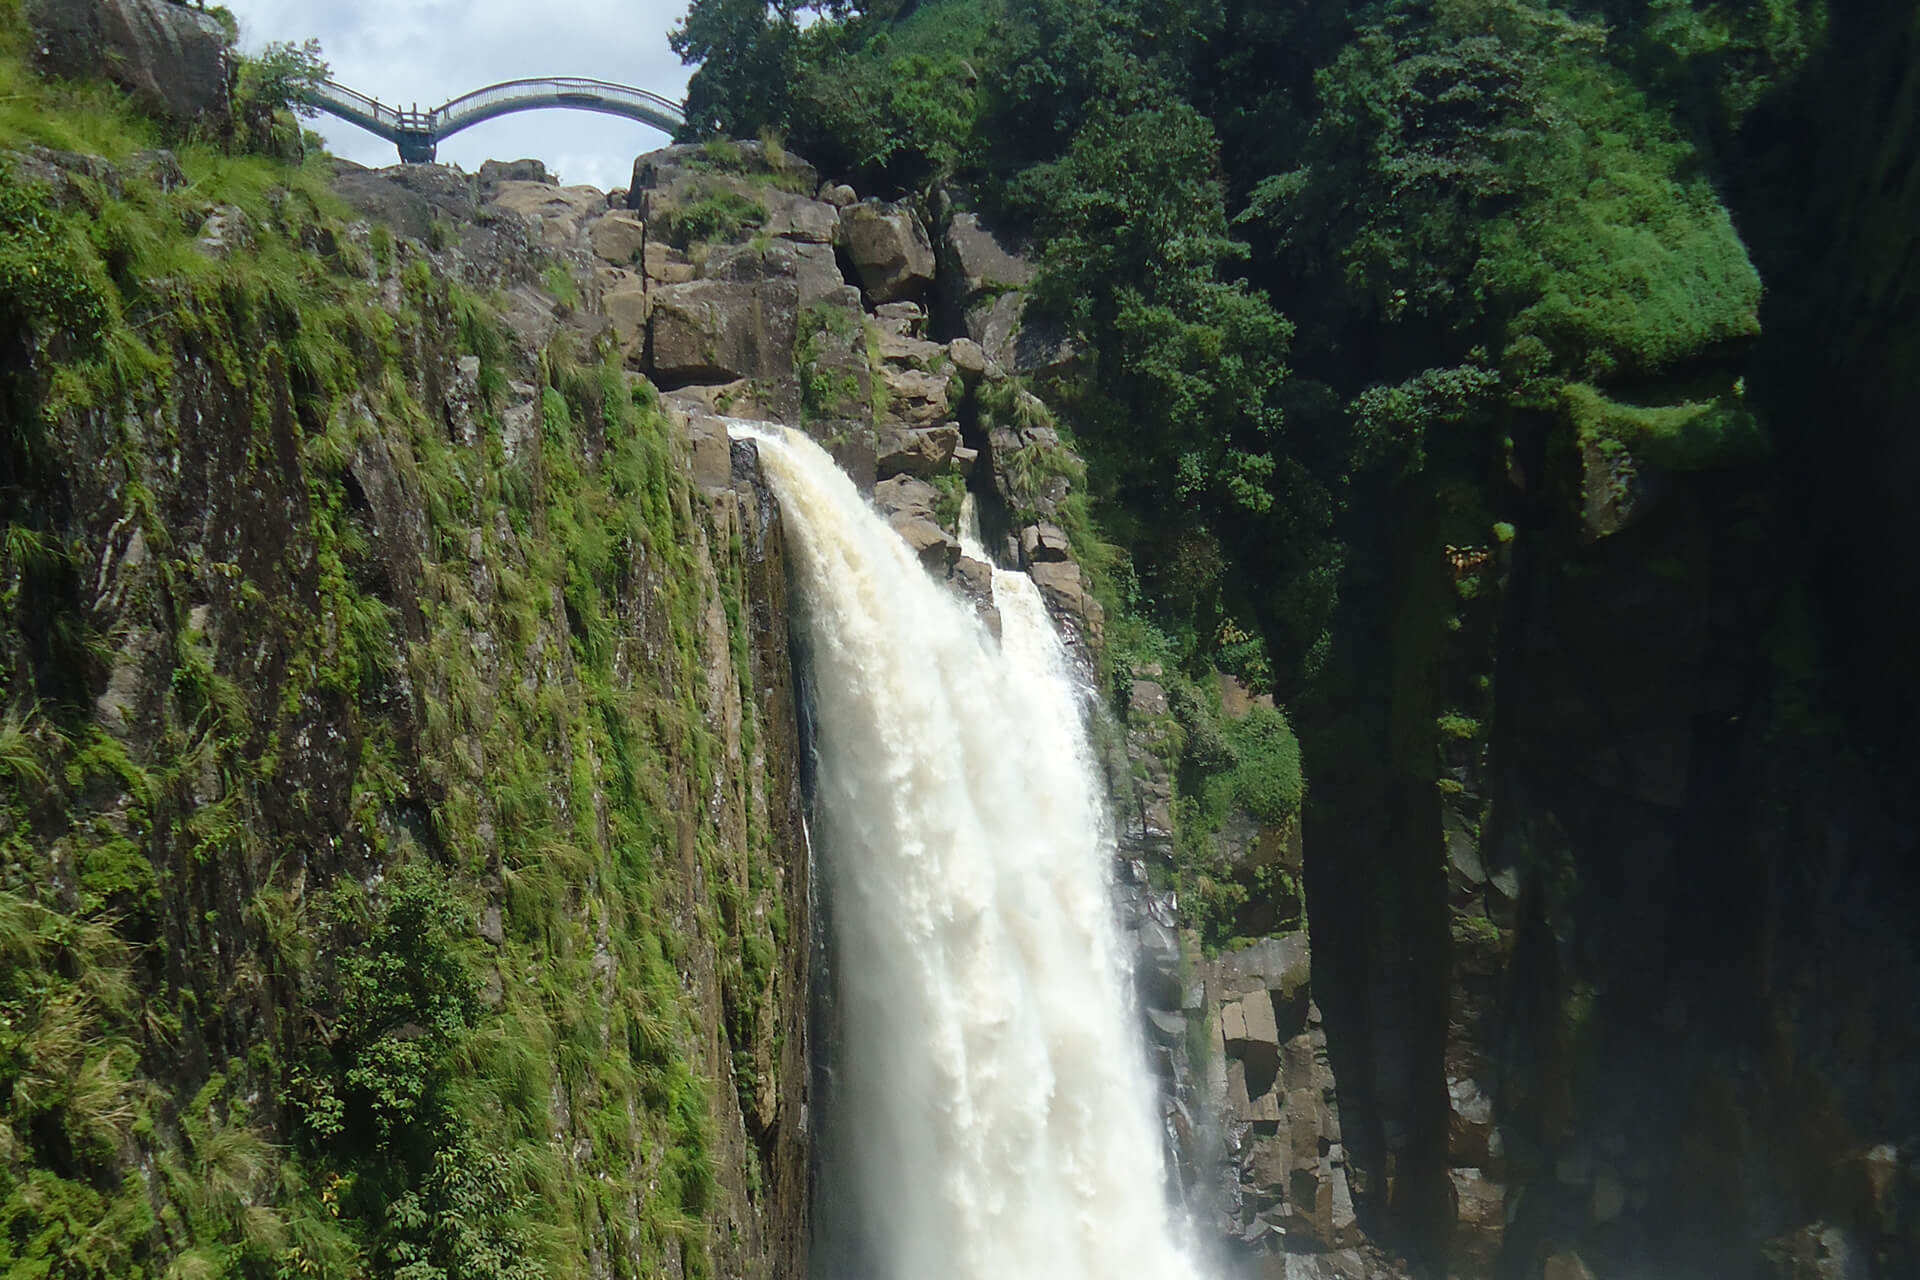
[670,0,1805,692]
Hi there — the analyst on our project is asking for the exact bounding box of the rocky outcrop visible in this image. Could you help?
[939,210,1036,319]
[28,0,230,126]
[1209,937,1359,1258]
[840,200,937,304]
[650,274,800,388]
[932,200,1078,382]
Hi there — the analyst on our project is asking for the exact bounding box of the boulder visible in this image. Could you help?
[29,0,230,127]
[663,380,773,422]
[588,210,649,266]
[1214,933,1313,1005]
[702,238,844,306]
[877,365,953,429]
[840,201,936,304]
[790,241,849,307]
[1020,523,1071,565]
[1240,992,1281,1047]
[889,514,959,571]
[1226,1059,1284,1125]
[2,147,123,211]
[1224,993,1282,1100]
[763,197,839,244]
[878,425,961,480]
[966,292,1024,368]
[642,241,697,286]
[195,205,251,258]
[486,181,605,248]
[648,276,798,388]
[947,555,1001,638]
[816,421,877,493]
[1280,1033,1319,1094]
[822,182,858,208]
[602,283,650,356]
[1146,1008,1187,1048]
[951,554,994,598]
[947,337,988,378]
[628,141,819,211]
[129,149,186,192]
[1132,680,1171,718]
[873,475,938,522]
[1447,1075,1497,1169]
[965,289,1081,382]
[1133,916,1183,1009]
[624,143,834,254]
[877,329,947,368]
[1543,1251,1597,1280]
[332,163,477,242]
[873,300,928,336]
[478,158,550,186]
[940,210,1036,313]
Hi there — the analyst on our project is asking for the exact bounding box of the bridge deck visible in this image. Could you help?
[303,76,686,163]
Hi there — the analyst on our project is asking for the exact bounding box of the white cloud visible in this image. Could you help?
[221,0,694,190]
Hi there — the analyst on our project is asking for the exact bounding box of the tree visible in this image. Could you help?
[238,38,331,118]
[671,0,804,138]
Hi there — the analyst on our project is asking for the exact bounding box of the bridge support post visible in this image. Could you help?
[396,132,437,164]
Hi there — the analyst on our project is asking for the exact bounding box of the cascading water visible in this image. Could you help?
[731,424,1203,1280]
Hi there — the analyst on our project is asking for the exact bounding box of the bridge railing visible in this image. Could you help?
[307,80,402,128]
[435,77,685,128]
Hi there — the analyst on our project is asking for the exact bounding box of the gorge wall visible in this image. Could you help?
[1290,2,1920,1276]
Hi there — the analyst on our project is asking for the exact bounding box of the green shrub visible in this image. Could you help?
[0,166,111,353]
[1221,705,1304,827]
[664,188,768,248]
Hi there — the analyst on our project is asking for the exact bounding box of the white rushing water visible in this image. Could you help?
[731,424,1202,1280]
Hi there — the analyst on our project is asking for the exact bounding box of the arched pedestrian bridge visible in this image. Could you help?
[302,78,686,164]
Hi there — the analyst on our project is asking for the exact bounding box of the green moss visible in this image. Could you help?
[1562,380,1768,469]
[1450,911,1506,953]
[794,301,864,422]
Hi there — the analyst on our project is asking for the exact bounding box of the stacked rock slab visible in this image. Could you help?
[1204,936,1360,1260]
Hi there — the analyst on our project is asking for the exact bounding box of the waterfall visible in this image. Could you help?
[731,425,1202,1280]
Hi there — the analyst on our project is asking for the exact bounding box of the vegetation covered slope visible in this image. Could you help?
[1,12,807,1279]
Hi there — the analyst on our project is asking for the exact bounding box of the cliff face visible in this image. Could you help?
[1,44,811,1275]
[1293,3,1920,1275]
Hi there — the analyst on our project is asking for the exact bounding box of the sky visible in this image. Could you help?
[221,0,694,191]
